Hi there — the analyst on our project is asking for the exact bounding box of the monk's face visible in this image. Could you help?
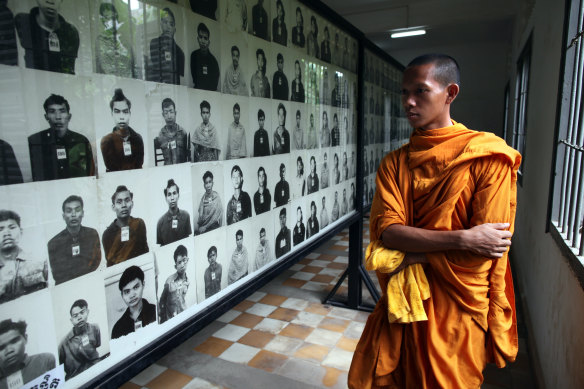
[401,63,453,131]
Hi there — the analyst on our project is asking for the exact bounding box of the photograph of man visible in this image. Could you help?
[273,103,290,154]
[0,1,17,66]
[332,153,340,185]
[204,245,221,299]
[321,152,329,189]
[342,79,350,108]
[364,152,369,175]
[158,245,190,323]
[101,88,144,172]
[225,103,247,159]
[369,177,374,203]
[0,210,47,303]
[275,208,290,258]
[293,156,305,197]
[331,73,341,108]
[253,109,270,156]
[226,165,252,225]
[369,149,374,173]
[344,115,351,145]
[306,15,319,58]
[0,140,22,186]
[331,190,340,222]
[14,0,79,74]
[291,7,304,48]
[28,94,94,182]
[274,163,289,207]
[253,167,271,215]
[0,319,55,388]
[290,60,305,103]
[320,111,330,147]
[227,229,248,285]
[331,32,340,66]
[250,48,270,98]
[272,0,287,46]
[292,206,304,246]
[320,196,329,228]
[154,98,189,165]
[272,53,289,100]
[341,188,348,216]
[194,171,223,235]
[321,68,329,105]
[94,3,137,78]
[341,152,349,181]
[147,8,184,85]
[251,0,268,40]
[350,151,356,178]
[156,179,191,246]
[191,100,220,162]
[253,227,272,271]
[48,195,101,285]
[102,185,149,267]
[222,46,248,96]
[306,155,319,194]
[189,0,217,20]
[306,113,317,149]
[190,23,219,91]
[58,299,101,379]
[320,26,331,63]
[375,148,380,169]
[224,0,247,32]
[306,200,319,238]
[111,265,156,339]
[292,109,304,149]
[350,182,356,210]
[330,113,340,147]
[363,178,368,204]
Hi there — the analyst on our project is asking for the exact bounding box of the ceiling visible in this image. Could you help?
[320,0,524,56]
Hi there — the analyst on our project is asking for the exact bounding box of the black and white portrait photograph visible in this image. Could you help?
[223,96,251,159]
[221,31,249,96]
[320,23,331,64]
[272,100,291,154]
[271,51,291,101]
[305,107,319,150]
[225,219,253,286]
[330,110,342,146]
[37,177,102,286]
[320,66,330,106]
[249,211,275,273]
[306,153,319,195]
[222,0,248,33]
[50,273,110,384]
[247,0,270,41]
[271,0,288,47]
[224,161,253,225]
[320,109,331,147]
[331,28,342,68]
[0,184,49,304]
[0,290,59,388]
[249,38,271,98]
[306,11,319,59]
[189,0,217,21]
[319,187,333,231]
[248,97,272,156]
[291,198,306,248]
[97,170,151,268]
[193,226,226,303]
[273,204,291,259]
[104,255,157,342]
[320,148,330,189]
[185,14,221,91]
[155,238,197,324]
[305,194,320,240]
[291,150,307,199]
[273,160,291,208]
[291,103,306,150]
[290,59,305,103]
[188,89,224,162]
[248,156,273,216]
[191,162,224,236]
[291,4,305,49]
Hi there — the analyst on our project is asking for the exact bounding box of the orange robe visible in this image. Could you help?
[348,121,521,389]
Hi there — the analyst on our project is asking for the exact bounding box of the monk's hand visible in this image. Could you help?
[464,223,512,258]
[388,252,428,277]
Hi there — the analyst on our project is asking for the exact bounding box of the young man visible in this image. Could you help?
[154,98,189,165]
[251,0,268,40]
[331,73,341,108]
[59,299,101,379]
[331,114,341,148]
[0,320,55,387]
[111,265,156,339]
[253,109,270,156]
[191,100,220,162]
[342,151,349,180]
[0,210,48,303]
[274,163,289,207]
[291,7,305,48]
[225,103,247,159]
[272,103,290,154]
[253,167,271,215]
[227,230,248,285]
[29,94,94,181]
[341,188,348,216]
[222,46,248,96]
[48,195,101,285]
[349,183,356,210]
[306,200,319,238]
[102,185,149,267]
[250,49,270,98]
[100,89,144,172]
[306,113,317,149]
[320,152,330,189]
[320,111,330,147]
[274,208,290,258]
[306,155,319,194]
[194,171,223,235]
[272,0,287,46]
[320,26,331,63]
[293,206,305,246]
[15,0,79,74]
[292,109,304,149]
[290,60,305,103]
[226,165,252,225]
[253,228,272,271]
[148,8,185,85]
[331,190,340,222]
[190,23,219,91]
[272,53,289,101]
[156,179,192,246]
[204,246,221,299]
[332,153,340,185]
[224,0,247,32]
[0,140,22,185]
[348,54,521,389]
[320,196,329,229]
[158,245,190,323]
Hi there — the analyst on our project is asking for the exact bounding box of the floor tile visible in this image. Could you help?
[305,252,320,259]
[246,303,278,317]
[298,257,312,265]
[327,262,347,269]
[230,312,264,329]
[247,291,267,302]
[322,367,345,388]
[216,310,241,323]
[130,363,167,386]
[146,368,193,389]
[247,350,289,373]
[305,302,333,316]
[276,358,326,386]
[318,254,337,261]
[289,263,304,271]
[309,259,331,267]
[219,343,261,364]
[212,324,250,342]
[290,271,316,281]
[233,300,255,311]
[301,281,328,292]
[311,274,336,283]
[330,245,348,251]
[182,377,224,389]
[320,268,344,277]
[302,265,324,273]
[280,297,309,311]
[329,307,359,320]
[194,337,234,357]
[293,342,331,362]
[264,335,304,355]
[336,336,359,352]
[318,317,351,333]
[336,240,349,246]
[322,348,354,371]
[268,307,300,322]
[333,256,349,263]
[237,329,276,348]
[118,383,141,389]
[305,328,343,348]
[279,323,314,340]
[254,318,289,334]
[282,278,307,288]
[291,311,325,328]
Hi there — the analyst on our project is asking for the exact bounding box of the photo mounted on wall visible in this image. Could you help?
[247,0,271,41]
[225,218,254,286]
[306,152,320,195]
[248,36,272,98]
[249,211,275,273]
[291,149,307,199]
[269,46,293,101]
[320,65,331,106]
[248,156,273,216]
[154,237,197,324]
[290,102,306,150]
[189,0,218,21]
[220,30,250,96]
[185,11,221,91]
[271,0,289,47]
[50,273,110,383]
[222,95,251,159]
[222,0,249,33]
[194,226,227,303]
[248,96,273,157]
[290,58,306,103]
[305,104,320,150]
[330,147,343,186]
[320,147,331,190]
[290,2,306,50]
[37,177,102,286]
[305,10,320,60]
[272,99,291,154]
[320,108,331,148]
[305,193,321,241]
[319,187,333,231]
[273,204,291,259]
[271,155,292,209]
[224,159,254,224]
[188,88,224,162]
[290,197,307,248]
[191,161,224,236]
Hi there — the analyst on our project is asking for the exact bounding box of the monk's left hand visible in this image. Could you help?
[388,252,428,277]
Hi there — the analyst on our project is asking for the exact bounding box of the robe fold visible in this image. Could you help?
[348,121,521,389]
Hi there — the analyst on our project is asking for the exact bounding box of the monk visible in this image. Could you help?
[348,54,521,389]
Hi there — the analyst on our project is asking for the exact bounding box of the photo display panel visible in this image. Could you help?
[0,0,360,386]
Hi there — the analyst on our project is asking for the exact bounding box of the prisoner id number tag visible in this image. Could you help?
[278,78,282,86]
[123,141,132,156]
[72,244,80,256]
[203,66,208,75]
[236,201,242,213]
[296,83,299,93]
[280,239,286,248]
[260,194,264,203]
[211,272,216,280]
[260,137,264,144]
[134,320,142,331]
[48,32,60,52]
[280,137,285,145]
[121,226,130,242]
[259,80,263,89]
[172,219,178,229]
[170,140,176,149]
[6,371,23,389]
[81,334,90,346]
[56,147,67,160]
[281,190,285,197]
[165,51,171,61]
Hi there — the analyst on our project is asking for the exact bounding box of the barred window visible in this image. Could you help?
[512,37,532,179]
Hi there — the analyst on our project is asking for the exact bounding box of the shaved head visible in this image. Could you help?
[406,54,460,87]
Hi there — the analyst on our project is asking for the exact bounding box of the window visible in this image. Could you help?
[550,0,584,258]
[502,82,510,142]
[512,36,532,178]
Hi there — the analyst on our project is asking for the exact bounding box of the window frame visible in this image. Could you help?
[512,35,533,183]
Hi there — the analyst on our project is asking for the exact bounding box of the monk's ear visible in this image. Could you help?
[445,83,459,104]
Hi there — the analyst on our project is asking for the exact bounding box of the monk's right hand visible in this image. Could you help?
[463,223,512,258]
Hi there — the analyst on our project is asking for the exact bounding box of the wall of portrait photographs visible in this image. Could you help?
[361,47,410,208]
[0,0,365,387]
